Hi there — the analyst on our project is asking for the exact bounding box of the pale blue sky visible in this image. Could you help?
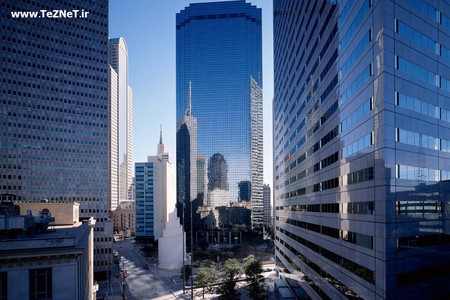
[109,0,274,185]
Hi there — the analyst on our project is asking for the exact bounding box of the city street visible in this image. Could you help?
[97,239,179,300]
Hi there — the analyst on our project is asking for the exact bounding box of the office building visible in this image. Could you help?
[109,37,133,211]
[0,0,112,277]
[112,200,135,236]
[176,82,198,220]
[176,1,263,229]
[0,201,96,300]
[273,0,450,299]
[263,184,271,227]
[197,155,207,199]
[135,130,176,241]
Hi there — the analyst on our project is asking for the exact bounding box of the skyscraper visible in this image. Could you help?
[176,0,263,229]
[1,0,111,276]
[273,0,450,299]
[135,129,176,241]
[176,81,198,221]
[109,37,133,211]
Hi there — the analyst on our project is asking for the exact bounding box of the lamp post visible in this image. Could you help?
[182,202,186,294]
[190,198,194,300]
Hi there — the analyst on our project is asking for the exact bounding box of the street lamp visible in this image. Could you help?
[190,198,194,300]
[182,202,186,294]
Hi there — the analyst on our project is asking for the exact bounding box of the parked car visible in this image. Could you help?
[144,264,149,269]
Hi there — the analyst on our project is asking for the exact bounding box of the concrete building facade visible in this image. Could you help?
[0,0,112,276]
[0,201,96,300]
[109,37,133,211]
[135,130,176,241]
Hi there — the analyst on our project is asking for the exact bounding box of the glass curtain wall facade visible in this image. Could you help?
[176,1,263,229]
[0,0,112,275]
[273,0,450,299]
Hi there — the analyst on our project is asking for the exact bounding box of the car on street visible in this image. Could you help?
[144,264,149,269]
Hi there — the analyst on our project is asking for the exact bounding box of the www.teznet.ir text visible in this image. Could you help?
[11,9,89,19]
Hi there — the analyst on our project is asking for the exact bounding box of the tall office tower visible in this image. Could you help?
[273,0,450,299]
[176,81,198,221]
[108,37,133,211]
[135,130,176,241]
[0,0,112,277]
[176,1,263,229]
[197,155,207,200]
[263,184,271,227]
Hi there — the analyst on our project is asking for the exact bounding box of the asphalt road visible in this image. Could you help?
[97,239,175,300]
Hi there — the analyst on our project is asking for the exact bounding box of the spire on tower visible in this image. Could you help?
[159,124,163,145]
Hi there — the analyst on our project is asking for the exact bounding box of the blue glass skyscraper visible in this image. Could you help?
[176,0,263,228]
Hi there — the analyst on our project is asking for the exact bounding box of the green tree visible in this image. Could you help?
[181,264,192,281]
[243,255,269,300]
[194,262,218,299]
[217,258,242,300]
[208,247,219,260]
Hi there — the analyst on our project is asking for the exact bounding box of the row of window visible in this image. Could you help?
[396,200,446,215]
[282,130,370,185]
[276,227,375,284]
[341,30,372,76]
[341,98,372,132]
[278,167,374,200]
[396,127,450,153]
[280,151,340,190]
[396,164,440,181]
[404,0,436,21]
[340,0,370,50]
[277,216,374,249]
[275,246,346,300]
[398,233,450,251]
[396,19,436,53]
[2,54,106,83]
[274,2,337,137]
[0,141,107,156]
[0,118,106,137]
[1,129,106,147]
[276,201,375,215]
[341,64,372,103]
[342,132,373,158]
[396,56,435,86]
[1,55,106,88]
[279,98,339,163]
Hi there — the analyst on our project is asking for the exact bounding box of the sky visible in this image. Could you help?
[109,0,274,186]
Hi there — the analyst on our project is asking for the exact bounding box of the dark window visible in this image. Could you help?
[0,272,6,300]
[29,268,52,299]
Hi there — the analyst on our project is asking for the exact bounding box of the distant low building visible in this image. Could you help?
[198,202,251,231]
[0,201,97,300]
[112,200,135,236]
